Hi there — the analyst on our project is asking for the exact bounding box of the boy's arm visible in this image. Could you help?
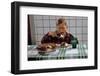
[41,32,52,44]
[41,32,57,44]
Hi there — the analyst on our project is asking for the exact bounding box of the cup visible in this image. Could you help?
[71,37,78,48]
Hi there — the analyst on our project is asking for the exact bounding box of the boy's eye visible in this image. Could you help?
[59,28,65,29]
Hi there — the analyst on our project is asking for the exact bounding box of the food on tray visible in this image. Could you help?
[36,42,70,52]
[36,43,56,51]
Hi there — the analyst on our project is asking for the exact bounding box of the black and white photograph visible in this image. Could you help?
[28,15,88,61]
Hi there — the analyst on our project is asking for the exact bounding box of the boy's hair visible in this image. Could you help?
[56,18,67,26]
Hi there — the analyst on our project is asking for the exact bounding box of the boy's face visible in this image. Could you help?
[57,23,67,34]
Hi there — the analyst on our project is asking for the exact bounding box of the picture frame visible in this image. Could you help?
[11,1,98,74]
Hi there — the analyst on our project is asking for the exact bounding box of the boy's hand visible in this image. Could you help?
[61,42,69,46]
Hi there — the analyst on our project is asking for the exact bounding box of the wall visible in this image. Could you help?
[29,15,88,45]
[0,0,99,76]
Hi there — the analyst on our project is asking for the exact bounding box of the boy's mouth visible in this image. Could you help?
[60,34,64,38]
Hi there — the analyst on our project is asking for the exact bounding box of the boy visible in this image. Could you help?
[37,18,76,51]
[41,18,74,44]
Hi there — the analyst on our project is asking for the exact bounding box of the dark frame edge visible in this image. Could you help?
[12,66,97,75]
[12,1,97,10]
[11,2,20,74]
[94,7,98,69]
[11,2,16,74]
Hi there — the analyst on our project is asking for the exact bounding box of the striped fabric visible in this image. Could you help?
[28,44,88,61]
